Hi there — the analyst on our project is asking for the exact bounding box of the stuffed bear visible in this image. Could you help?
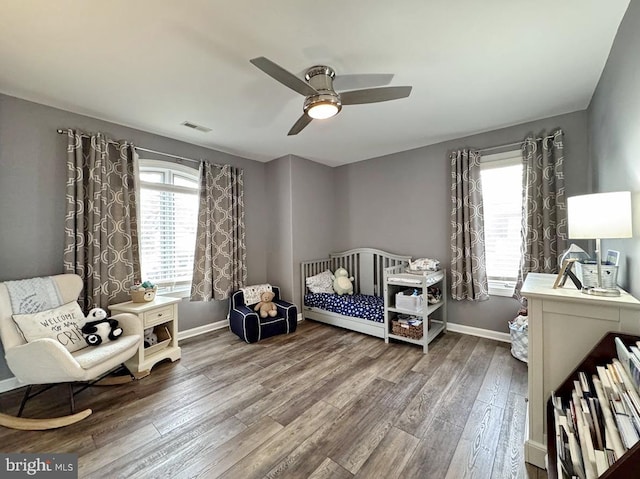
[332,267,354,295]
[81,307,123,346]
[254,291,277,318]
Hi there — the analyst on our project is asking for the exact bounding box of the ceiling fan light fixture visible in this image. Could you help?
[307,102,339,119]
[304,93,342,120]
[249,57,412,135]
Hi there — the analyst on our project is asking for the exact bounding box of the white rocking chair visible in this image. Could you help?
[0,274,142,430]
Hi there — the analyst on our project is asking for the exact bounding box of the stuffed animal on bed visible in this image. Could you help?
[254,291,278,318]
[332,267,354,295]
[81,307,123,346]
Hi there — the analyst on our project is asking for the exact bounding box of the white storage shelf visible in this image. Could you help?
[386,301,445,316]
[383,266,447,354]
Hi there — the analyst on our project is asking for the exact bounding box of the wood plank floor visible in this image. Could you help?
[0,320,548,478]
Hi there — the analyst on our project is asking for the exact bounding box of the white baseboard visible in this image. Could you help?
[0,376,22,393]
[446,322,511,343]
[177,319,229,341]
[297,313,303,322]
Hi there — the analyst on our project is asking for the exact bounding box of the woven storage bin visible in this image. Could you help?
[391,319,424,340]
[575,262,618,289]
[144,325,171,356]
[130,287,157,303]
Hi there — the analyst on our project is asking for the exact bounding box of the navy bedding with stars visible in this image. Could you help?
[303,293,384,322]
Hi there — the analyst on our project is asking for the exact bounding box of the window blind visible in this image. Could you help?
[480,154,523,290]
[139,179,198,293]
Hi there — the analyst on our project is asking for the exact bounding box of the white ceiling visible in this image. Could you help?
[0,1,630,167]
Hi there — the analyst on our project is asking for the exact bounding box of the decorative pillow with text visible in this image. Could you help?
[13,301,89,353]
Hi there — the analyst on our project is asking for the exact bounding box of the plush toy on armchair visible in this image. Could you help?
[254,291,277,318]
[229,285,297,343]
[81,307,123,346]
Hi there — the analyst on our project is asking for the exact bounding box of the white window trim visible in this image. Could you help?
[480,148,522,173]
[481,150,522,298]
[140,158,199,178]
[159,286,192,299]
[487,279,517,297]
[138,159,199,299]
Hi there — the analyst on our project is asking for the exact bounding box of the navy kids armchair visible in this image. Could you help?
[228,285,297,343]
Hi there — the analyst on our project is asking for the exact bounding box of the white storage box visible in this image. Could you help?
[575,261,618,289]
[395,289,423,312]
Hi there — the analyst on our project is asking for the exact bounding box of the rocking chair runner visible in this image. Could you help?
[0,274,143,430]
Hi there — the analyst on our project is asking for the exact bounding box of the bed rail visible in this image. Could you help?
[301,248,411,298]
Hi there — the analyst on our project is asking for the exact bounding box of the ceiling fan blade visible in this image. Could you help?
[333,73,394,91]
[250,57,318,97]
[340,86,412,105]
[287,114,313,136]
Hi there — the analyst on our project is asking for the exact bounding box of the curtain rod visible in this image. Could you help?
[56,129,201,165]
[477,133,558,154]
[134,146,201,165]
[56,128,123,147]
[478,140,524,153]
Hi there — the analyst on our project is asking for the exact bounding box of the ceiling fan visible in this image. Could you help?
[250,57,413,136]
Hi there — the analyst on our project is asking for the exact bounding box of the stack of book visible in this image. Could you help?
[551,337,640,479]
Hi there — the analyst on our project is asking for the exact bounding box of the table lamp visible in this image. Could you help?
[567,191,632,296]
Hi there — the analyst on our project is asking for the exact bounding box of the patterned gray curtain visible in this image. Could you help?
[63,129,140,310]
[514,130,567,297]
[190,161,247,301]
[450,149,489,301]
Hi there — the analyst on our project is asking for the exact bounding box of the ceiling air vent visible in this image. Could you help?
[181,121,212,133]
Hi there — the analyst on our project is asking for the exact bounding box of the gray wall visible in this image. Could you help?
[291,156,335,307]
[265,156,294,300]
[264,154,335,307]
[0,94,269,380]
[588,0,640,297]
[334,110,590,333]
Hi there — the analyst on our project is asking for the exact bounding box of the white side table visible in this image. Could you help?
[109,296,181,379]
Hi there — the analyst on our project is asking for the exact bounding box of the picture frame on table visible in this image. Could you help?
[553,258,582,289]
[606,249,620,266]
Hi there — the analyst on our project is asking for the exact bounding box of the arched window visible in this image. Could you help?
[138,160,199,296]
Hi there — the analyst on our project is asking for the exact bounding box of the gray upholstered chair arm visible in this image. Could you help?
[5,339,85,384]
[111,312,143,337]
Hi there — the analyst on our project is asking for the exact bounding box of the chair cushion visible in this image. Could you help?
[240,284,272,305]
[12,301,89,353]
[72,335,140,370]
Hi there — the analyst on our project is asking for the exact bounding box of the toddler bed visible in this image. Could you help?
[300,248,411,338]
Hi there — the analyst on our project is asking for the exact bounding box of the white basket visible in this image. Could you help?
[575,262,618,289]
[395,290,423,312]
[509,315,528,363]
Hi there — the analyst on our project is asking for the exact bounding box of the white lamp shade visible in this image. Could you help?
[567,191,633,239]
